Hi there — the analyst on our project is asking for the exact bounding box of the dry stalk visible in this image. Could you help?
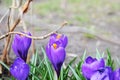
[0,21,120,47]
[0,21,68,40]
[7,8,11,31]
[27,29,36,63]
[2,0,32,60]
[0,0,33,74]
[26,39,35,63]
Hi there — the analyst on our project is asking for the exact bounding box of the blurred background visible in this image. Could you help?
[0,0,120,61]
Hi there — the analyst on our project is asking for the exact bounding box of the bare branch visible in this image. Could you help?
[0,21,68,40]
[7,8,11,31]
[0,21,120,46]
[0,0,33,74]
[22,0,32,14]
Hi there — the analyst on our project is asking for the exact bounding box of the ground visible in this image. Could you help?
[0,0,120,62]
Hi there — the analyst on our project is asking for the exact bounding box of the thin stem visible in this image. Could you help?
[0,0,33,74]
[0,21,68,40]
[54,70,58,80]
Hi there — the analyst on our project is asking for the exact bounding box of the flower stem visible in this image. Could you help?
[54,70,58,80]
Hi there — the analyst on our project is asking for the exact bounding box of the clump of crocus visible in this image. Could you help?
[12,32,32,62]
[46,33,68,77]
[81,56,120,80]
[10,57,30,80]
[81,56,105,79]
[113,68,120,80]
[90,67,113,80]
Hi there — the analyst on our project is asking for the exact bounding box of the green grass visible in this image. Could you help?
[0,48,119,80]
[32,0,120,25]
[2,0,12,6]
[33,0,62,16]
[2,0,120,25]
[74,15,90,23]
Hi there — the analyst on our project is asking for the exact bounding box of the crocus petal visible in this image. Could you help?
[12,35,20,57]
[91,71,109,80]
[60,34,68,48]
[23,32,32,50]
[90,67,113,80]
[46,43,52,62]
[49,33,57,45]
[46,33,68,77]
[85,56,97,64]
[81,56,105,79]
[10,57,30,80]
[82,63,95,79]
[12,32,32,62]
[51,46,66,76]
[90,58,105,71]
[113,68,120,80]
[49,33,68,48]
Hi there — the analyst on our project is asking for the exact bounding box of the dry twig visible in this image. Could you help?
[0,21,68,40]
[0,0,33,74]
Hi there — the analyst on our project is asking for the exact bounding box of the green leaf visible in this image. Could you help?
[63,57,77,80]
[31,50,38,80]
[0,61,10,71]
[82,50,86,61]
[69,66,81,80]
[96,48,101,59]
[106,49,115,70]
[59,66,63,80]
[116,58,120,67]
[41,46,53,80]
[30,72,41,80]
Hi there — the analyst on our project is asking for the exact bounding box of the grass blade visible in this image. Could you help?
[69,66,81,80]
[41,46,53,80]
[0,61,10,71]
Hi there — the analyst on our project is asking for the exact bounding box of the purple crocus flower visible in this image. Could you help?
[90,67,113,80]
[49,33,68,48]
[10,57,30,80]
[12,32,32,62]
[46,33,68,77]
[81,56,105,79]
[113,68,120,80]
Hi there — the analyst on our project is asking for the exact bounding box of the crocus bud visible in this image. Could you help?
[46,33,68,77]
[113,68,120,80]
[49,33,68,48]
[10,57,30,80]
[81,56,105,79]
[90,67,113,80]
[12,32,32,62]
